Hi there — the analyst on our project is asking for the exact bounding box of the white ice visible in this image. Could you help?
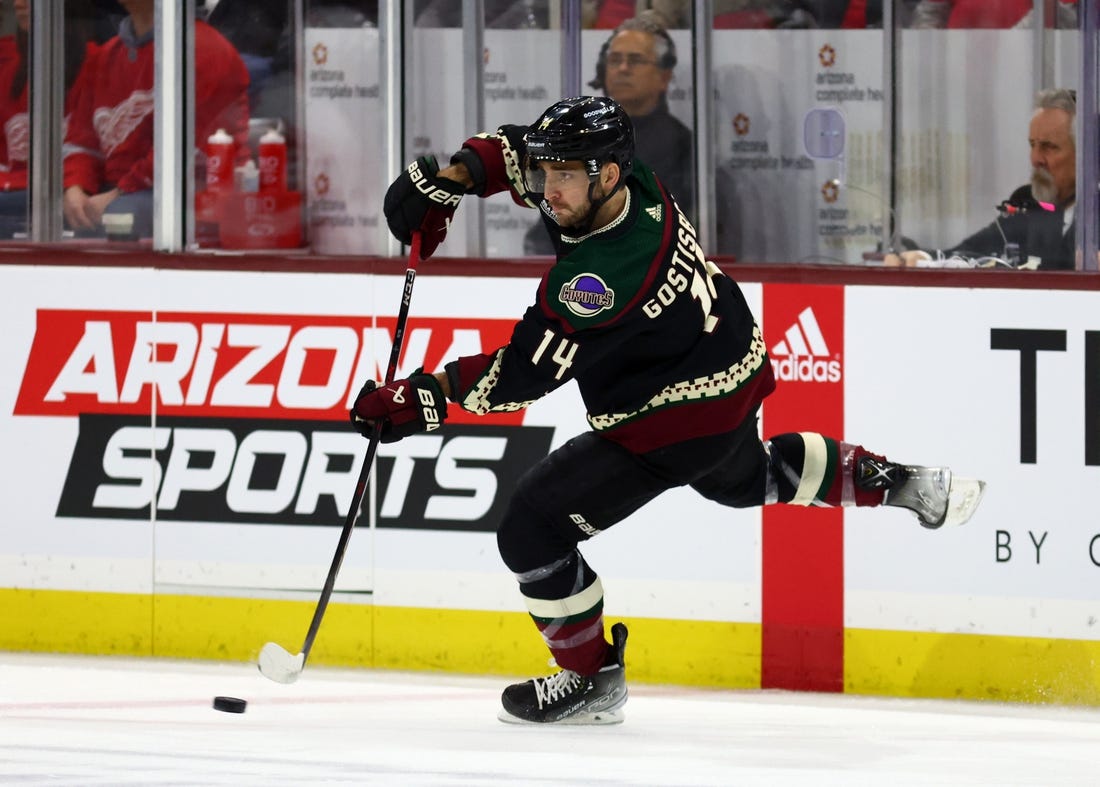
[2,652,1098,786]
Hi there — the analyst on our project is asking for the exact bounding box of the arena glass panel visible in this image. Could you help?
[1,0,96,244]
[402,1,555,259]
[192,0,308,253]
[710,7,890,265]
[298,1,388,254]
[52,1,163,247]
[889,2,1082,273]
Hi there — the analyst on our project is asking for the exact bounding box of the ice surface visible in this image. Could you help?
[1,652,1098,785]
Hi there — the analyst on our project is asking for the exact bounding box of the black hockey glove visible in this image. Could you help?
[349,369,448,443]
[383,156,464,259]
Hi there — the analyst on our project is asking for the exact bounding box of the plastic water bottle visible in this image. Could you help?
[258,128,287,193]
[205,128,235,192]
[234,159,259,193]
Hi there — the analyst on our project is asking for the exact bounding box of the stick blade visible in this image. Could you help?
[258,642,305,684]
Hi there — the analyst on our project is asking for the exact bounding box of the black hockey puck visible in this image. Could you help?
[212,696,247,713]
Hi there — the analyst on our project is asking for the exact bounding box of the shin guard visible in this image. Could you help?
[514,551,609,676]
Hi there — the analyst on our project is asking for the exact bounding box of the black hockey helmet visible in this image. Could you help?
[524,96,635,191]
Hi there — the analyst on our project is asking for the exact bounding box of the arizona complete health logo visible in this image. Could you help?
[769,307,842,383]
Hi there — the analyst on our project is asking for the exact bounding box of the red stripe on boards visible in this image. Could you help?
[760,284,845,692]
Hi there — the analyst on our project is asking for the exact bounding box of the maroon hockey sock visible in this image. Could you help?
[818,440,891,507]
[533,614,610,676]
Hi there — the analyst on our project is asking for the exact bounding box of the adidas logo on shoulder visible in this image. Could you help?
[645,205,662,222]
[769,307,842,383]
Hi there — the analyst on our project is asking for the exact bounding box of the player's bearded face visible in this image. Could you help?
[538,162,601,227]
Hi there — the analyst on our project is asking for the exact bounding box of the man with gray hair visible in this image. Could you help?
[591,14,694,216]
[885,88,1077,270]
[524,13,693,254]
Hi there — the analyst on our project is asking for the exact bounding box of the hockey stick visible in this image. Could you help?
[258,233,422,684]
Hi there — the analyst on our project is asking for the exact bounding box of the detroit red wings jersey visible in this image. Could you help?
[444,130,775,453]
[0,39,97,192]
[63,21,248,195]
[0,35,22,191]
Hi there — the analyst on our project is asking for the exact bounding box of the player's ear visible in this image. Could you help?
[601,162,620,191]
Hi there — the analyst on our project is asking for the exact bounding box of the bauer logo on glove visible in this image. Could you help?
[408,160,463,206]
[349,370,448,443]
[383,156,465,259]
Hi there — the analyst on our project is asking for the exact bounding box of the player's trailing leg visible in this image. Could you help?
[765,433,985,528]
[499,621,629,725]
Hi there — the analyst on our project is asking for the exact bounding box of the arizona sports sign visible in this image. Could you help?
[14,309,553,532]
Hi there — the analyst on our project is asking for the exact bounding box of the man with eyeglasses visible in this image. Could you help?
[592,15,693,217]
[524,14,693,254]
[356,94,984,725]
[885,88,1077,270]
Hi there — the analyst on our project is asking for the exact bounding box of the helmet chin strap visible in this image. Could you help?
[560,178,624,238]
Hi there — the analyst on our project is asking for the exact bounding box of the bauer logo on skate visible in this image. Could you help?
[13,309,516,423]
[769,307,842,383]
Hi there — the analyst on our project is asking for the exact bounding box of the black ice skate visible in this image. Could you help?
[876,462,985,529]
[498,622,629,725]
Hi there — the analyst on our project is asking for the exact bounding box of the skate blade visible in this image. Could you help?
[942,478,985,527]
[496,707,625,726]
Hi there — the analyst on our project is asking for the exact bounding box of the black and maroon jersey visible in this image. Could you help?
[444,128,775,454]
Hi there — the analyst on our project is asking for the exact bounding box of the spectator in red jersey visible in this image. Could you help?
[820,0,890,28]
[62,0,250,239]
[711,1,816,28]
[728,0,1073,28]
[910,0,1077,28]
[708,1,900,28]
[0,0,99,238]
[583,0,691,28]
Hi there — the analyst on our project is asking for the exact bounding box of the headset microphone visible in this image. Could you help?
[996,197,1053,217]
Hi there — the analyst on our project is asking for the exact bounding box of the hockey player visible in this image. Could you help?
[352,96,984,725]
